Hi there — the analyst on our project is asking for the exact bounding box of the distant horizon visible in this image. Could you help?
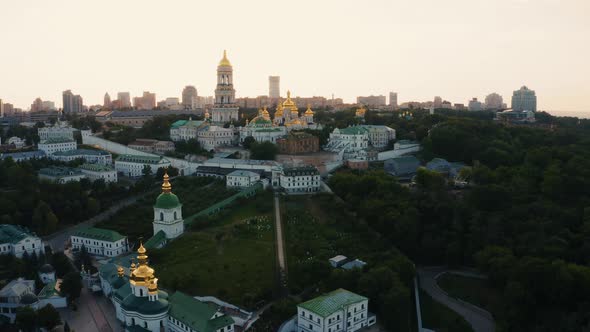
[2,0,589,112]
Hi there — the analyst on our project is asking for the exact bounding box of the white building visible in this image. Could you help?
[297,289,375,332]
[279,166,321,194]
[468,98,483,111]
[0,279,39,323]
[170,118,204,141]
[71,227,128,257]
[37,121,75,141]
[211,50,239,124]
[79,163,118,183]
[152,172,184,241]
[170,116,236,151]
[38,167,86,184]
[324,127,370,160]
[37,138,77,154]
[226,170,260,189]
[361,125,396,150]
[6,137,25,149]
[201,157,283,188]
[50,148,112,165]
[0,224,44,258]
[115,154,171,177]
[239,110,286,144]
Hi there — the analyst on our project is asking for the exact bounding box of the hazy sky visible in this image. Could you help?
[2,0,589,112]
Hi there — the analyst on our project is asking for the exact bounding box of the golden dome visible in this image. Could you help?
[275,104,284,117]
[218,50,232,67]
[117,266,124,277]
[262,106,270,120]
[130,242,156,286]
[161,170,172,193]
[305,105,314,115]
[282,90,298,111]
[148,279,159,293]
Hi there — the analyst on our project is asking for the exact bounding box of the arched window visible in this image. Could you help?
[174,211,177,220]
[160,212,164,221]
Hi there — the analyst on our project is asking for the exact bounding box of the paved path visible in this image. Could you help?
[418,267,495,332]
[44,191,153,251]
[273,193,288,293]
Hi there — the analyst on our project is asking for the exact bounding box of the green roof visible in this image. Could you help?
[40,137,76,144]
[171,119,204,128]
[116,154,169,164]
[339,126,368,135]
[121,290,169,315]
[78,163,115,172]
[0,224,35,244]
[154,192,181,209]
[73,227,126,242]
[144,230,167,249]
[38,281,60,299]
[169,291,234,332]
[39,166,83,177]
[298,289,368,317]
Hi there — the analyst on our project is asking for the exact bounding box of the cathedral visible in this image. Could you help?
[238,91,319,144]
[152,171,184,243]
[211,50,239,124]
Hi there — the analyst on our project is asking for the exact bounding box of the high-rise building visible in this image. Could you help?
[389,92,398,109]
[484,93,504,110]
[31,98,43,112]
[182,86,198,109]
[212,50,239,123]
[433,96,443,109]
[117,92,131,108]
[133,91,156,110]
[62,90,83,113]
[511,86,537,112]
[468,98,483,111]
[269,76,280,99]
[356,95,386,107]
[0,99,3,117]
[104,93,111,108]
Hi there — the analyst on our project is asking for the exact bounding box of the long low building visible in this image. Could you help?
[79,163,118,183]
[201,157,282,187]
[0,224,44,258]
[37,138,77,154]
[115,154,171,177]
[38,166,86,184]
[279,166,321,194]
[50,148,113,165]
[0,150,47,162]
[71,227,129,257]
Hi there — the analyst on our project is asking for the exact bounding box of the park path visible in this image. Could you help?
[418,267,495,332]
[273,193,288,292]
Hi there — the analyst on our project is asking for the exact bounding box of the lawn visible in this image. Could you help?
[148,190,276,309]
[419,289,474,332]
[437,273,501,317]
[95,176,234,241]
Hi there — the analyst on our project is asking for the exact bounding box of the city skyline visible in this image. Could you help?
[1,0,589,113]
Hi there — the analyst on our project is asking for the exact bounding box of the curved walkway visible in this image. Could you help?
[418,267,495,332]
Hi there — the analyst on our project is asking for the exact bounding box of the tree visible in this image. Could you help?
[64,321,71,332]
[142,165,153,177]
[15,306,37,332]
[37,303,62,330]
[250,141,278,160]
[242,136,256,149]
[61,271,83,303]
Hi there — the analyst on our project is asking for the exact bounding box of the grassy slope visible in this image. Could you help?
[419,289,474,332]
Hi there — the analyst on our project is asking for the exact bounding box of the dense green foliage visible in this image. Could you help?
[249,141,278,160]
[0,157,132,235]
[329,111,590,331]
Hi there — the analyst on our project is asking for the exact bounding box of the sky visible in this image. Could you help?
[1,0,589,113]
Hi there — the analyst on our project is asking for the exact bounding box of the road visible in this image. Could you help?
[44,191,152,252]
[418,267,495,332]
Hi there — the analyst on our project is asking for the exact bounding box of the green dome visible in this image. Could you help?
[154,192,181,209]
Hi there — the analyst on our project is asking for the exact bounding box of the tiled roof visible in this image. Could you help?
[298,289,368,317]
[227,170,259,178]
[73,227,126,242]
[78,163,115,172]
[52,148,110,156]
[0,224,36,244]
[144,230,167,249]
[169,291,234,332]
[283,166,319,176]
[116,154,169,164]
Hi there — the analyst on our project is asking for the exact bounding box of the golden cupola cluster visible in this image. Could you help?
[129,242,159,293]
[305,104,315,116]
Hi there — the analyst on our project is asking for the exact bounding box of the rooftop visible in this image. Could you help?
[73,227,126,242]
[39,137,76,144]
[0,278,36,298]
[116,154,170,164]
[39,166,83,177]
[169,291,234,332]
[0,224,36,244]
[227,170,259,178]
[78,163,116,172]
[52,148,110,156]
[283,166,320,176]
[298,289,368,317]
[338,126,369,135]
[0,150,46,160]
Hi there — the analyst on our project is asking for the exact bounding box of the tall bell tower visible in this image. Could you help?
[212,50,239,124]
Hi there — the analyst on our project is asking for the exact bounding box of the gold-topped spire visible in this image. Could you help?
[161,170,172,194]
[305,104,314,115]
[137,241,148,264]
[218,50,232,67]
[117,265,124,277]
